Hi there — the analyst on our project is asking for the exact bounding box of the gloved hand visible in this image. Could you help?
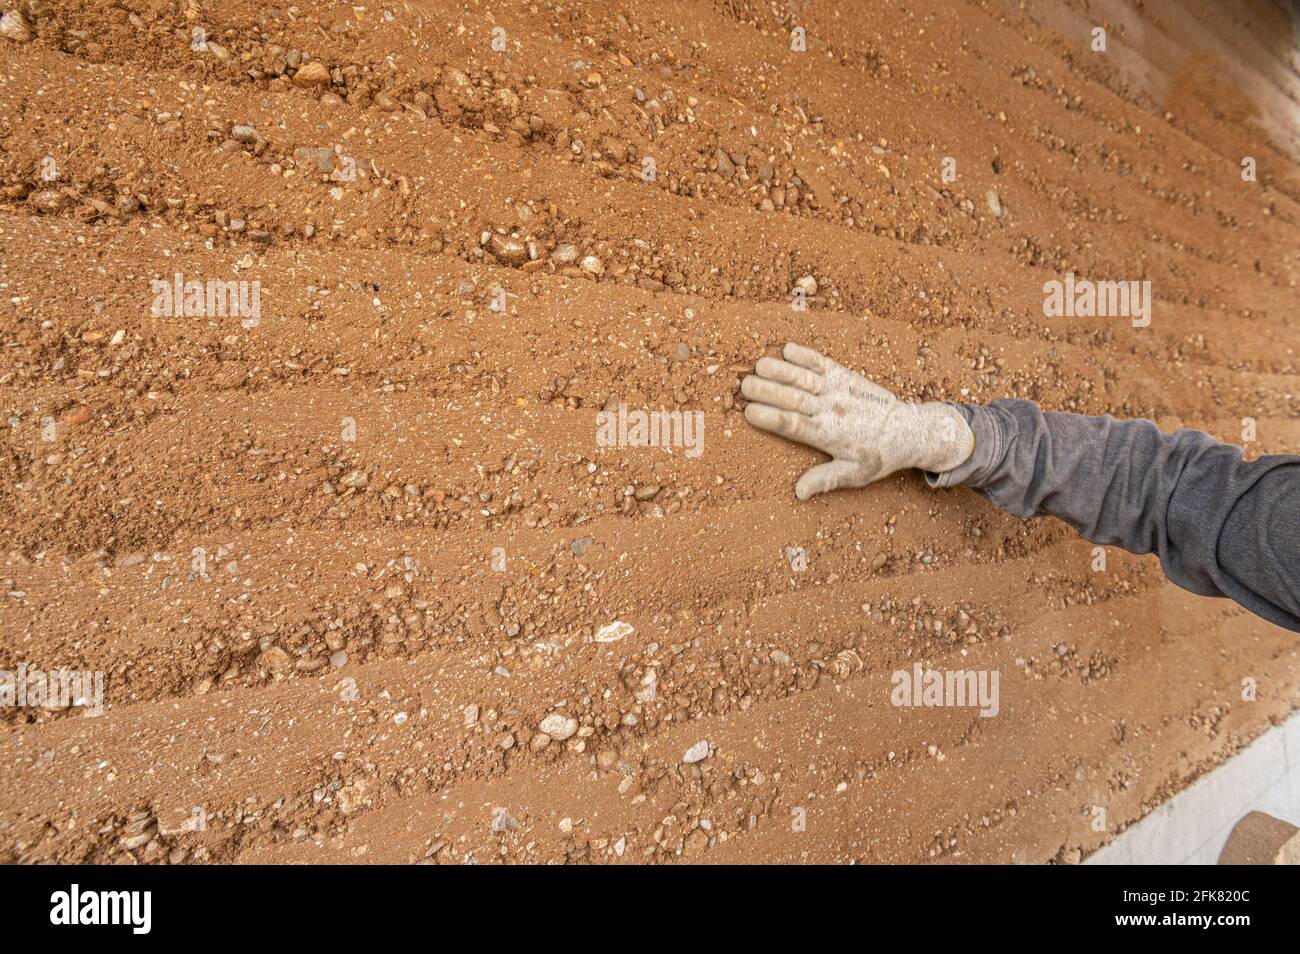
[741,343,974,500]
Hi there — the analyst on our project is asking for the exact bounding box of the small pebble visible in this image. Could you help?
[683,740,711,764]
[539,713,577,741]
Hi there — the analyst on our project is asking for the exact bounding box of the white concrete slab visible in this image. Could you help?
[1089,710,1300,864]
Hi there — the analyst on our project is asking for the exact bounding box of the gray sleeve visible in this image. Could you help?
[925,399,1300,633]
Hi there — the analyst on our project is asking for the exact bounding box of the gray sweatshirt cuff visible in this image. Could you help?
[924,403,1003,489]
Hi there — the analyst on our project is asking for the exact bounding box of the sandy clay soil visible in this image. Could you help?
[0,0,1298,864]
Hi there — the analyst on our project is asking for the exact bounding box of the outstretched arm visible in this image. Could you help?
[743,344,1300,633]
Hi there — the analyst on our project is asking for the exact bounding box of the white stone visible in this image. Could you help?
[595,620,634,643]
[683,740,711,764]
[539,713,577,741]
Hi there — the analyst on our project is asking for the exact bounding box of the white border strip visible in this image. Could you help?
[1090,709,1300,864]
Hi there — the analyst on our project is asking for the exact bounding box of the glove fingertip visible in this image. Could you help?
[793,474,822,501]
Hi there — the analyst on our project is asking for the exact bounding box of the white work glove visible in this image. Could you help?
[742,343,974,500]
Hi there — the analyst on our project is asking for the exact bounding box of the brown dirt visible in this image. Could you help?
[0,0,1297,864]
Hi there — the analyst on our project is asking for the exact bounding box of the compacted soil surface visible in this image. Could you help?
[0,0,1297,863]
